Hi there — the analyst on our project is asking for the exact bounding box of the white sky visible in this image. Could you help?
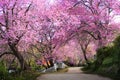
[46,0,56,5]
[113,15,120,23]
[49,0,55,4]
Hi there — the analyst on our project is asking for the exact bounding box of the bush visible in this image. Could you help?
[83,35,120,79]
[0,61,40,80]
[0,61,9,80]
[90,46,112,71]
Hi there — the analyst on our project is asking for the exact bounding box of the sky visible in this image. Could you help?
[48,0,55,4]
[46,0,58,5]
[113,15,120,23]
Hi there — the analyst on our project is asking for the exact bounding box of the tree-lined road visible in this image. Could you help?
[37,67,111,80]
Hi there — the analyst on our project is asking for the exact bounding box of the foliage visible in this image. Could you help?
[114,35,120,47]
[0,61,8,80]
[0,0,120,73]
[0,0,120,79]
[83,35,120,79]
[93,45,120,73]
[0,61,40,80]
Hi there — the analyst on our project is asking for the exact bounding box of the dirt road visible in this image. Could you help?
[37,67,111,80]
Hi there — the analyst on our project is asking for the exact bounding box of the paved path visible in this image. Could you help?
[37,67,111,80]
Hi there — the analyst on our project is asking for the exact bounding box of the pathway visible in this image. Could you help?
[37,67,111,80]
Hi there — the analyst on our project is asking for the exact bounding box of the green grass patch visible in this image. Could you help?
[0,70,41,80]
[57,68,68,73]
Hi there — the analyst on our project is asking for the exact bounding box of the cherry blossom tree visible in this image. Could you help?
[67,0,120,47]
[75,31,93,65]
[0,0,35,70]
[49,0,120,65]
[0,0,120,70]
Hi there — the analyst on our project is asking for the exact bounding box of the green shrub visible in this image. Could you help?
[82,36,120,79]
[0,61,9,80]
[102,57,113,66]
[0,61,40,80]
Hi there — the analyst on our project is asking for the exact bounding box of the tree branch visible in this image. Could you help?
[0,52,13,58]
[83,30,100,40]
[24,2,32,16]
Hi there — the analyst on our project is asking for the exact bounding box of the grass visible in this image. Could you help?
[0,70,41,80]
[19,70,41,80]
[0,60,68,80]
[57,68,68,73]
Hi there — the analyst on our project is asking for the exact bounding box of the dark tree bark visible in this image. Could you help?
[0,52,13,58]
[81,45,90,66]
[8,44,29,70]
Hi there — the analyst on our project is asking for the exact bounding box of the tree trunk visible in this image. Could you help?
[83,50,90,65]
[15,51,28,70]
[9,44,28,70]
[81,46,89,66]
